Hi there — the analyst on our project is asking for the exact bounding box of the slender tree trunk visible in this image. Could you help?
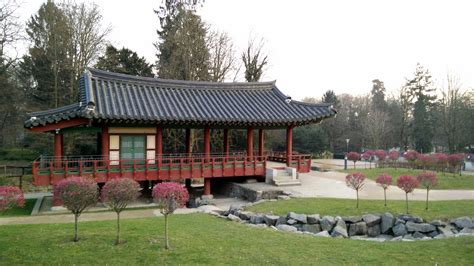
[356,190,359,208]
[425,189,429,210]
[116,212,121,245]
[405,193,409,214]
[353,162,356,169]
[74,214,79,242]
[164,214,169,250]
[383,188,387,207]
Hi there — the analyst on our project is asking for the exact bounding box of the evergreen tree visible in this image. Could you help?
[95,45,153,77]
[371,79,387,112]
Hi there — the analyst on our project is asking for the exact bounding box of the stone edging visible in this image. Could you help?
[213,207,474,242]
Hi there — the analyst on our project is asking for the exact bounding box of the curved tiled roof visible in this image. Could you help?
[25,68,336,129]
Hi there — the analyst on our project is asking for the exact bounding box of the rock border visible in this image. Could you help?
[213,207,474,242]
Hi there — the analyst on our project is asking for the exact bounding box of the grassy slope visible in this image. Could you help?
[0,214,473,265]
[341,167,474,189]
[246,198,474,221]
[0,199,36,217]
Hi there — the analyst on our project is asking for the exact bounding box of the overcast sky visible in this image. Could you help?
[18,0,474,100]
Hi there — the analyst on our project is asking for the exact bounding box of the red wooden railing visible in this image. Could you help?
[267,151,312,173]
[32,153,266,186]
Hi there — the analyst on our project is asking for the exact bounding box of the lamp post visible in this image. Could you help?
[344,138,350,170]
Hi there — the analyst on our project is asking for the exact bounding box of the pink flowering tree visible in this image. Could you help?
[345,173,365,208]
[404,150,419,169]
[362,150,374,169]
[416,172,438,210]
[374,150,386,168]
[375,174,392,207]
[388,151,400,169]
[152,182,189,250]
[397,175,419,213]
[433,153,448,173]
[448,153,465,176]
[0,186,25,212]
[347,152,360,169]
[101,178,141,245]
[54,177,99,242]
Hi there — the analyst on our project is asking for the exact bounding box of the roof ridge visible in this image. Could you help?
[86,67,276,90]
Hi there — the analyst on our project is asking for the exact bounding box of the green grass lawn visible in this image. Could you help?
[0,213,473,265]
[246,198,474,221]
[0,198,36,217]
[341,167,474,189]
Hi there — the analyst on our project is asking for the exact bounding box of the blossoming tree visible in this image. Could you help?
[397,175,419,213]
[375,174,392,207]
[345,172,365,208]
[0,186,24,212]
[416,172,438,210]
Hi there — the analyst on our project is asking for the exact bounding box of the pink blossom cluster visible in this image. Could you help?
[347,152,360,162]
[403,150,419,162]
[396,175,419,193]
[416,172,438,189]
[101,178,140,211]
[447,153,466,168]
[152,182,189,215]
[374,150,386,161]
[375,174,392,189]
[0,186,25,211]
[53,177,99,214]
[362,150,373,161]
[345,172,366,190]
[388,151,400,161]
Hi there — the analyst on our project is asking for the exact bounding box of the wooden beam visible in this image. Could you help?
[101,126,109,159]
[29,118,90,133]
[156,127,163,155]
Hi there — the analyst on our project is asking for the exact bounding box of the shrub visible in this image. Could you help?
[433,153,448,173]
[448,153,465,176]
[404,150,419,169]
[345,173,365,208]
[416,172,438,210]
[0,186,25,212]
[397,175,419,213]
[152,182,189,250]
[54,177,99,242]
[375,174,392,207]
[388,151,400,169]
[362,150,373,169]
[374,150,386,167]
[417,154,431,171]
[102,178,141,245]
[347,152,360,169]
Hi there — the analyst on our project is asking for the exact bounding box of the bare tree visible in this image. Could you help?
[62,1,111,98]
[363,111,388,149]
[0,0,22,64]
[207,29,237,82]
[398,86,415,149]
[242,37,268,82]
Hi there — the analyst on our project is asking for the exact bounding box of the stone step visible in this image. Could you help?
[273,177,301,186]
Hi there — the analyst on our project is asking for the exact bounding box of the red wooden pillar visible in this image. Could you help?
[258,129,264,159]
[247,127,254,161]
[286,125,293,167]
[156,127,163,168]
[54,132,63,167]
[101,126,109,159]
[203,126,212,196]
[223,129,229,156]
[185,128,192,155]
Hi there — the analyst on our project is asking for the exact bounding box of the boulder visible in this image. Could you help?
[367,225,381,237]
[380,213,395,234]
[390,236,403,241]
[427,230,439,238]
[227,214,242,222]
[398,214,423,223]
[402,234,414,241]
[250,214,264,224]
[392,223,407,237]
[263,215,280,226]
[238,211,253,220]
[412,231,425,239]
[438,225,455,237]
[307,214,321,224]
[287,219,298,225]
[320,216,336,231]
[362,214,381,226]
[343,216,363,223]
[276,224,298,232]
[302,224,322,234]
[314,231,331,238]
[394,218,405,225]
[405,221,436,233]
[451,216,473,229]
[288,212,307,224]
[275,216,287,226]
[348,222,368,236]
[459,228,474,234]
[331,218,348,238]
[277,195,291,200]
[429,220,447,227]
